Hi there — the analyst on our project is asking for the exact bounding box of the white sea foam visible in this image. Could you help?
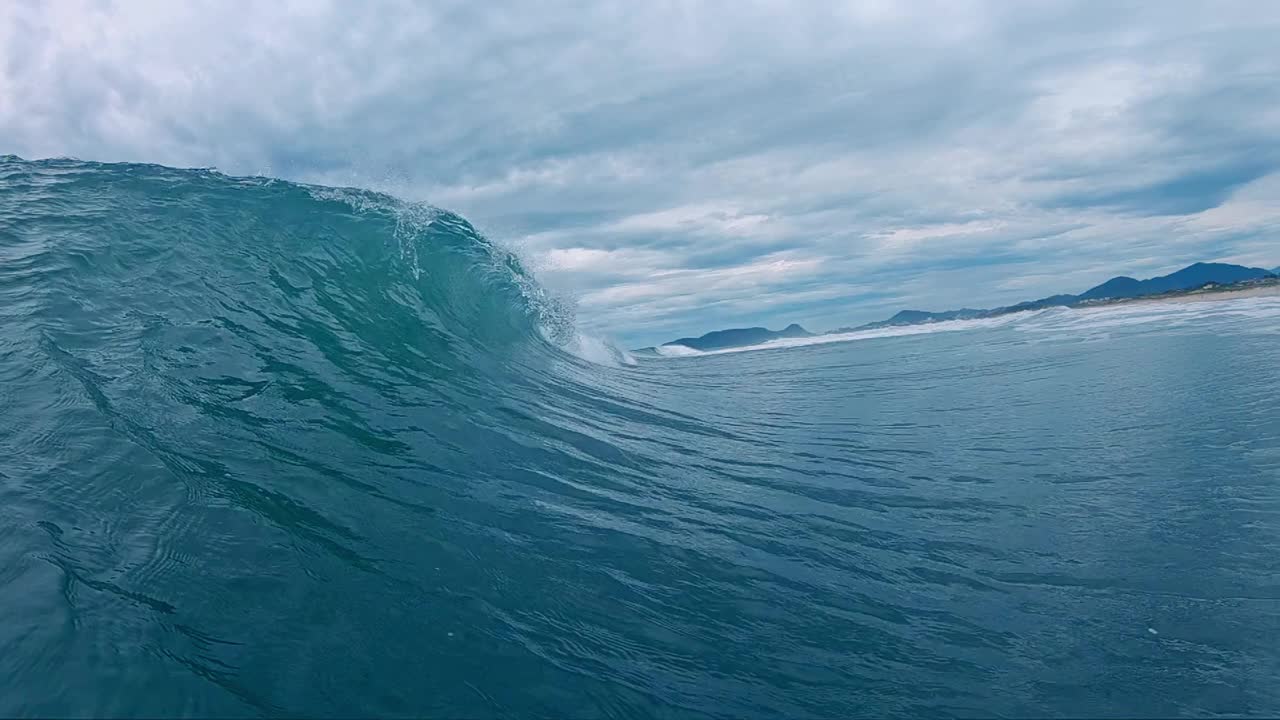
[574,332,638,366]
[648,293,1280,358]
[654,344,705,357]
[652,310,1046,357]
[1015,293,1280,335]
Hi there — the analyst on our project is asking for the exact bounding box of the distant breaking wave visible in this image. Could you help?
[651,294,1280,357]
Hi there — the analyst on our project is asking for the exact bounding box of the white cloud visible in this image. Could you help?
[581,253,825,307]
[541,247,670,274]
[3,0,1279,346]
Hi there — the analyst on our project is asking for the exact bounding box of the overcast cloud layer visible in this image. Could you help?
[4,0,1279,346]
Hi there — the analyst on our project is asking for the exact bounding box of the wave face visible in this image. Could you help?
[4,157,1280,718]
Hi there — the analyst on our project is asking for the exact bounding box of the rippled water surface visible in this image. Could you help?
[3,157,1279,717]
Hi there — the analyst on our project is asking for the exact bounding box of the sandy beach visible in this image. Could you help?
[1127,282,1280,307]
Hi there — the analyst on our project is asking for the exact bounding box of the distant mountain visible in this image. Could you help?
[834,308,985,333]
[859,262,1275,332]
[1077,276,1142,301]
[662,323,812,351]
[1078,262,1272,300]
[646,261,1276,352]
[995,294,1080,314]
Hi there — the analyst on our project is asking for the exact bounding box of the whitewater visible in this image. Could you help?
[3,157,1278,718]
[654,294,1280,357]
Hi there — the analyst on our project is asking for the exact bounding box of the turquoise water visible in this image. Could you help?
[3,157,1279,717]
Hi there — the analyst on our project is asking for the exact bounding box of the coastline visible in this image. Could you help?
[1089,281,1280,309]
[645,268,1278,353]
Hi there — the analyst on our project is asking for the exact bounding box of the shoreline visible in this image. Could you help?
[642,276,1279,354]
[1090,282,1280,309]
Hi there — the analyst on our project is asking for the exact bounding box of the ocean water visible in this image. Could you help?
[2,156,1279,718]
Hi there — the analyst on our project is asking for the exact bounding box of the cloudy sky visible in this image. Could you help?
[4,1,1279,346]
